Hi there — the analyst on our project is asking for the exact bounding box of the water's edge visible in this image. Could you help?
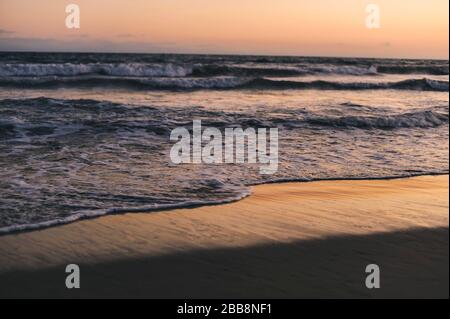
[1,172,447,237]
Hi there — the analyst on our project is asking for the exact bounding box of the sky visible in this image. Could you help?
[0,0,448,59]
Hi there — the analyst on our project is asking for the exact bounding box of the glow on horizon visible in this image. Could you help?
[0,0,448,59]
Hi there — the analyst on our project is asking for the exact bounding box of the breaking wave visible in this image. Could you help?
[243,78,449,92]
[0,97,447,138]
[0,62,379,78]
[303,109,449,129]
[0,63,192,78]
[2,62,448,78]
[376,65,449,76]
[0,76,448,92]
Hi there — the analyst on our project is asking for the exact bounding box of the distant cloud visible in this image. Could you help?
[0,36,186,53]
[0,29,14,36]
[67,33,90,39]
[116,33,135,38]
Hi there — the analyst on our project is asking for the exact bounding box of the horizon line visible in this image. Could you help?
[0,49,448,61]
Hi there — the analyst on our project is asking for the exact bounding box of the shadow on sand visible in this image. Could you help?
[0,227,448,299]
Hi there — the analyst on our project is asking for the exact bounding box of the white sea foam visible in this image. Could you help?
[0,63,193,77]
[0,187,251,235]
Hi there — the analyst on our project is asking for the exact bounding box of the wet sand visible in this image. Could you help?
[0,175,448,298]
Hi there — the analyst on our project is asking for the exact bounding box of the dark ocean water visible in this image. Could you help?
[0,52,448,233]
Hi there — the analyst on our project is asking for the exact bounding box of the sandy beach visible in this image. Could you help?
[0,175,448,298]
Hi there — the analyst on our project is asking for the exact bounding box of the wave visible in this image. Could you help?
[192,64,378,77]
[0,76,249,90]
[221,106,449,129]
[0,76,448,92]
[2,61,448,78]
[1,97,448,133]
[244,78,449,92]
[0,62,380,78]
[0,188,251,235]
[0,122,17,139]
[376,65,449,76]
[0,63,192,78]
[0,62,379,79]
[2,172,449,236]
[302,109,449,129]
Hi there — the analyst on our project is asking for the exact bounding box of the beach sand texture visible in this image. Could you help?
[0,175,448,298]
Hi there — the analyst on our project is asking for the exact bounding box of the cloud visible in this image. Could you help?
[0,29,14,36]
[67,33,90,39]
[116,33,135,38]
[0,36,185,53]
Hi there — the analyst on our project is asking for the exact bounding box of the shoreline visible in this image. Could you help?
[0,173,448,237]
[0,175,448,298]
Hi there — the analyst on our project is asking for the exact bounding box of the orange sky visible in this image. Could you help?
[0,0,448,58]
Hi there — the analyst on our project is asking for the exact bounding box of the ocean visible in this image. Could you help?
[0,52,448,234]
